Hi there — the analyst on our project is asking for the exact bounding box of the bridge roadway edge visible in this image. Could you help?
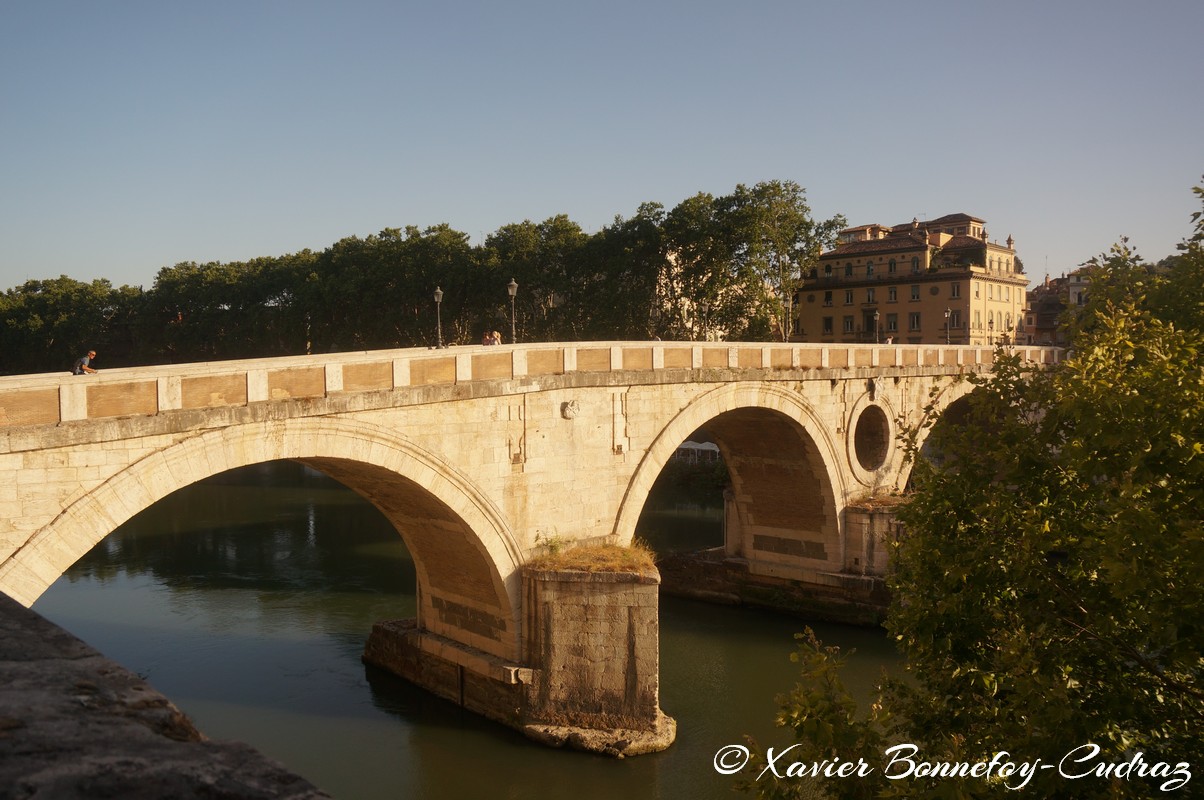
[0,363,988,456]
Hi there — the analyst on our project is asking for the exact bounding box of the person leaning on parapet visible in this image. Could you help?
[491,331,502,345]
[72,350,98,375]
[481,331,495,346]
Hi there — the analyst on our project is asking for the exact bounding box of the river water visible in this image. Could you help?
[32,462,895,799]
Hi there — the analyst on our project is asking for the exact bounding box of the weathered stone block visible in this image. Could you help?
[340,361,393,392]
[0,388,59,427]
[268,366,325,400]
[181,374,247,409]
[88,381,157,418]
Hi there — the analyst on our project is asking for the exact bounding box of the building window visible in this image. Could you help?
[866,287,875,303]
[843,316,854,333]
[866,261,874,277]
[823,290,833,306]
[886,313,898,332]
[950,310,962,329]
[1005,287,1010,301]
[845,263,853,276]
[975,285,980,298]
[822,316,833,335]
[908,312,921,331]
[910,285,920,301]
[888,286,897,302]
[889,259,896,273]
[911,256,921,273]
[974,310,981,329]
[951,282,961,298]
[845,289,854,305]
[824,264,832,276]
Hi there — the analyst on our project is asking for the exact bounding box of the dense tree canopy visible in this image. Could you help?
[741,181,1203,799]
[0,180,842,375]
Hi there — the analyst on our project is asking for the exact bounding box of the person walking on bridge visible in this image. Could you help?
[72,350,98,375]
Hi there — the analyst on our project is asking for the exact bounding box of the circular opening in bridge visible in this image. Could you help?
[853,405,890,471]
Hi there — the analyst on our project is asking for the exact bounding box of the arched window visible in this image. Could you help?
[911,256,920,273]
[889,258,897,273]
[866,260,874,277]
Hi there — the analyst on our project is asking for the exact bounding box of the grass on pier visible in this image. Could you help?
[527,539,657,573]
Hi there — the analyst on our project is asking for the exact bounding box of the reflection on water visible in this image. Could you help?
[33,461,894,800]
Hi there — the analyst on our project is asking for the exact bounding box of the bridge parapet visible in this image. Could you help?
[0,342,1060,431]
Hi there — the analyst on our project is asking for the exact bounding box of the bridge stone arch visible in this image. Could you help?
[3,416,524,660]
[895,375,980,491]
[614,382,847,567]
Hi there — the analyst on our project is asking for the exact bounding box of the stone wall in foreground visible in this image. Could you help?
[0,593,330,799]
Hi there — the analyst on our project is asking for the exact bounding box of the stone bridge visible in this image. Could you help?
[0,341,1060,754]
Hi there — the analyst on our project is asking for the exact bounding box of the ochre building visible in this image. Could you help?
[794,213,1029,346]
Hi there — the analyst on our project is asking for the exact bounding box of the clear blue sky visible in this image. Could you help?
[2,0,1201,291]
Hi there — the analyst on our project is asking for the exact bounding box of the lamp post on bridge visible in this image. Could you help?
[988,316,995,345]
[433,286,444,349]
[507,278,518,344]
[944,307,951,345]
[873,310,880,344]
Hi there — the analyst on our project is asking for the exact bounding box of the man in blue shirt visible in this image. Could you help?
[72,350,98,375]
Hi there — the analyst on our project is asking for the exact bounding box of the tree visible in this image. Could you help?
[719,181,845,341]
[742,182,1204,799]
[0,179,852,372]
[662,192,747,341]
[484,215,588,342]
[575,205,669,341]
[0,276,144,374]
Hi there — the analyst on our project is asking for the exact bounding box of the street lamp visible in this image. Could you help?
[433,286,444,349]
[873,310,880,344]
[988,316,995,345]
[944,307,951,345]
[507,278,518,344]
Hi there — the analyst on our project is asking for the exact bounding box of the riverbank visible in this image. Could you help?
[657,547,889,626]
[0,592,330,799]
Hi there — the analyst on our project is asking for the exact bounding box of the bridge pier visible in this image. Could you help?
[363,565,675,757]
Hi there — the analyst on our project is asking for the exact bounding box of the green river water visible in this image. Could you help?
[32,462,895,800]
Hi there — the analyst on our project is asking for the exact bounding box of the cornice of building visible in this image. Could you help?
[801,269,1028,290]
